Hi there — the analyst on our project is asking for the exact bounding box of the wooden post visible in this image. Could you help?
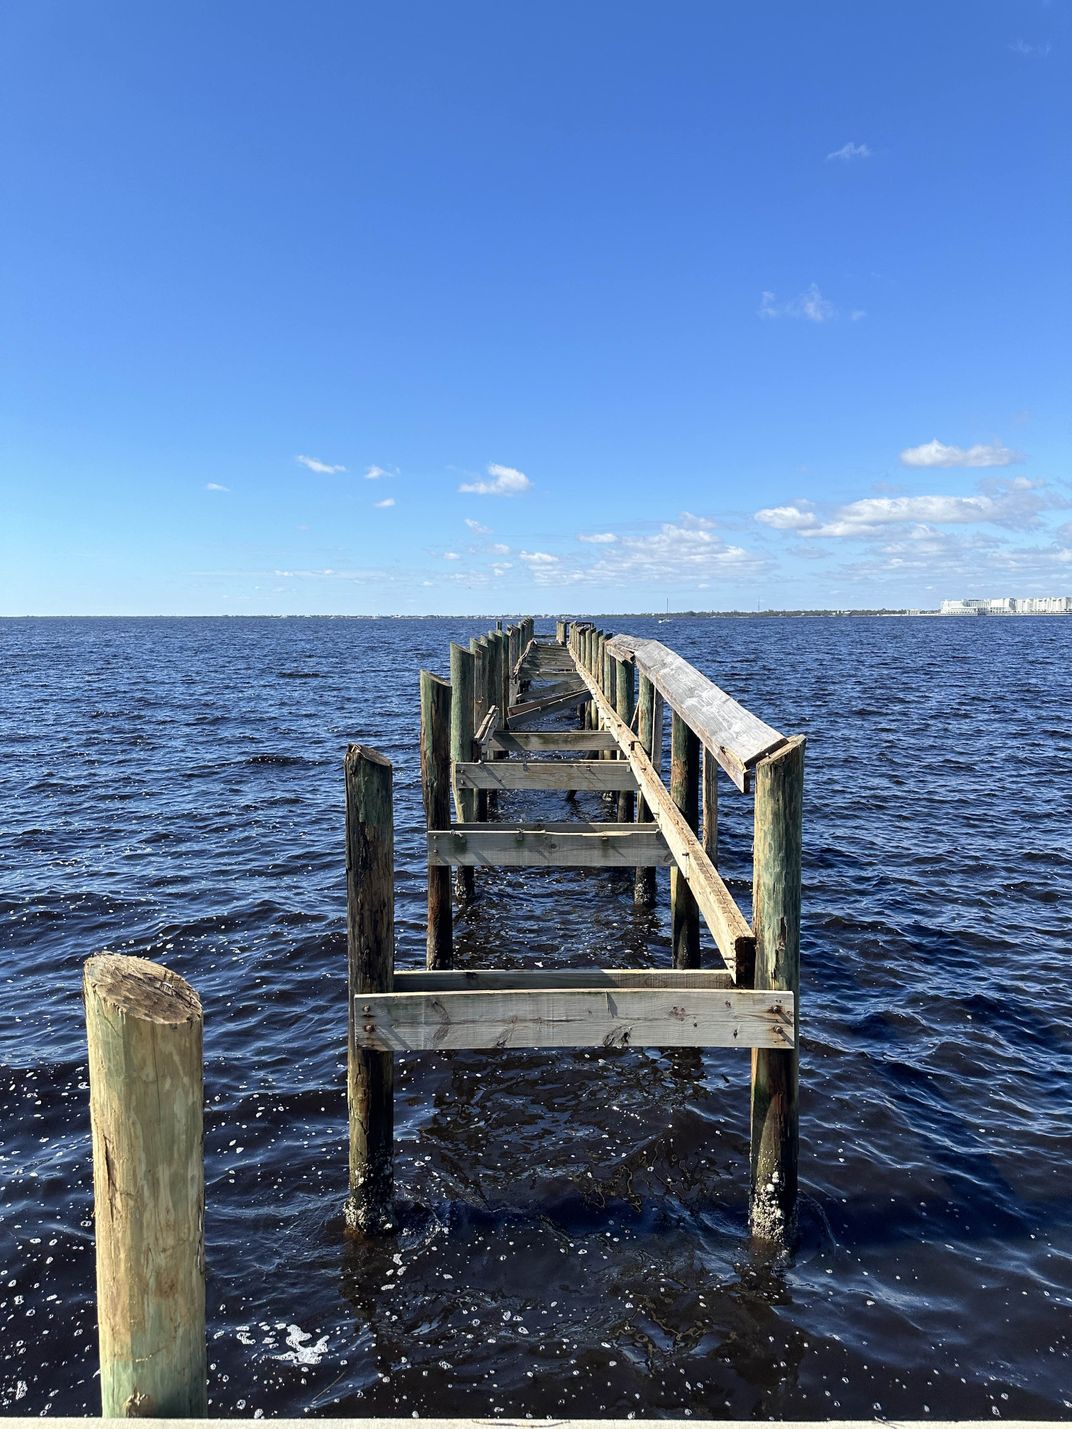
[420,671,453,967]
[634,673,658,908]
[614,656,635,821]
[471,637,490,818]
[702,748,718,866]
[749,736,804,1243]
[669,711,701,967]
[508,625,520,705]
[345,744,395,1234]
[498,630,511,728]
[449,644,476,900]
[84,954,207,1418]
[601,642,615,760]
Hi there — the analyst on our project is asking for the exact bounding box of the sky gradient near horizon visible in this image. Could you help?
[2,1,1070,615]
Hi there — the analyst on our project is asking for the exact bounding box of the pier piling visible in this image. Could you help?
[84,954,207,1418]
[420,671,453,967]
[344,744,395,1234]
[749,735,804,1243]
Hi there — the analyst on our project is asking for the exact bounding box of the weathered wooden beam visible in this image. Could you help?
[353,986,795,1053]
[344,744,395,1234]
[601,637,786,791]
[428,823,673,867]
[749,735,805,1246]
[420,671,453,969]
[614,656,635,821]
[702,745,718,867]
[634,671,658,908]
[508,688,591,728]
[568,653,754,979]
[449,643,476,900]
[670,711,701,969]
[489,729,618,752]
[454,759,639,792]
[395,967,735,992]
[84,954,207,1418]
[510,679,587,712]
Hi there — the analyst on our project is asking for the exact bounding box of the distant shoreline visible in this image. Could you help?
[3,608,1071,620]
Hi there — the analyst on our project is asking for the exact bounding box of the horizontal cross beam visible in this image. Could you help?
[353,986,795,1052]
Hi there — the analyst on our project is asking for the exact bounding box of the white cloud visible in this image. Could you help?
[296,454,346,474]
[1010,38,1051,57]
[578,532,617,544]
[205,482,230,492]
[492,563,512,577]
[802,492,1027,538]
[759,283,837,322]
[365,464,395,480]
[374,497,396,509]
[755,505,819,531]
[520,550,559,564]
[826,141,872,162]
[443,551,461,561]
[524,521,766,587]
[490,543,511,555]
[465,518,492,534]
[899,438,1023,469]
[459,462,532,496]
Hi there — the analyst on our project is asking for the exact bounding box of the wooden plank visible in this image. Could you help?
[454,760,638,792]
[488,729,618,752]
[627,639,785,788]
[568,654,755,980]
[510,681,588,714]
[396,967,735,992]
[474,704,499,754]
[604,634,638,661]
[427,824,673,867]
[353,986,795,1052]
[508,688,591,728]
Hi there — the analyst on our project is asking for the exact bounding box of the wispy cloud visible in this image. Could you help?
[297,454,347,474]
[374,497,396,508]
[205,482,230,493]
[1010,38,1051,57]
[465,518,492,534]
[826,141,872,161]
[365,465,396,480]
[443,551,461,561]
[523,514,765,587]
[755,504,818,531]
[459,462,532,496]
[900,438,1023,469]
[520,550,559,565]
[759,283,837,322]
[490,543,511,555]
[801,484,1049,538]
[578,532,617,544]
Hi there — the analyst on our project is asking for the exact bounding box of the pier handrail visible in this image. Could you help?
[604,634,785,791]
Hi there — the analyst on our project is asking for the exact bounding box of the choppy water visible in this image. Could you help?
[1,614,1070,1419]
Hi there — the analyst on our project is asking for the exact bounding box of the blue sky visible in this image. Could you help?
[2,1,1069,614]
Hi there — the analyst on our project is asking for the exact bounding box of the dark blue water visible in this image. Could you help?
[1,615,1070,1418]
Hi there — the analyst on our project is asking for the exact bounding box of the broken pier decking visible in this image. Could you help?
[346,616,804,1245]
[79,614,804,1416]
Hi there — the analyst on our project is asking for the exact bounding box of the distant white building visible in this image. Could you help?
[940,595,1071,615]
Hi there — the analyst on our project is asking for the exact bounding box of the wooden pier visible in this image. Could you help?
[348,617,804,1246]
[83,615,804,1417]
